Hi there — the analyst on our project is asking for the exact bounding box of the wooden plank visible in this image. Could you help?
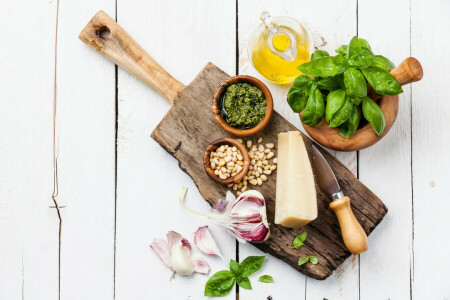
[114,1,237,299]
[357,0,413,298]
[0,1,59,299]
[237,1,359,298]
[56,2,117,299]
[411,0,450,298]
[152,63,387,280]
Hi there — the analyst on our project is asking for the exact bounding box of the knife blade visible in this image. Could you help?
[311,145,343,199]
[311,145,368,255]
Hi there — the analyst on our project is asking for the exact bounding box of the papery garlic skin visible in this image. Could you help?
[194,226,224,260]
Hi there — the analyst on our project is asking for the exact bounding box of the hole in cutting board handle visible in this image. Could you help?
[96,26,110,39]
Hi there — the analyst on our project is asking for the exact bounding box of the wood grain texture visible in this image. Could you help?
[56,2,117,299]
[114,1,237,299]
[411,0,450,298]
[0,1,59,299]
[358,0,413,298]
[151,63,387,280]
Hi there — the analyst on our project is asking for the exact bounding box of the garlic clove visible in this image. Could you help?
[192,257,210,274]
[150,238,171,268]
[170,242,195,275]
[230,197,263,219]
[167,231,192,256]
[194,226,224,260]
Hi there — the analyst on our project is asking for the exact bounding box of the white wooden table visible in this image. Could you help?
[1,0,449,299]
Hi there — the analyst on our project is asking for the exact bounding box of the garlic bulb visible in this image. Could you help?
[150,231,210,278]
[180,190,270,243]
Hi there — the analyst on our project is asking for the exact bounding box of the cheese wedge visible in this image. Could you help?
[275,131,317,228]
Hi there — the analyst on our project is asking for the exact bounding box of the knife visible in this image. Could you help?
[312,145,368,255]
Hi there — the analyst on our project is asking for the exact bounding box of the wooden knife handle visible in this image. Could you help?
[368,57,423,100]
[79,10,185,105]
[330,196,368,255]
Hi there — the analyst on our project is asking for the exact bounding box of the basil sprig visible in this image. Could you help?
[204,256,270,297]
[298,256,319,266]
[293,231,307,249]
[287,36,402,138]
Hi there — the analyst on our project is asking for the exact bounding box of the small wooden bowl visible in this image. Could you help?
[212,75,273,137]
[302,57,423,151]
[203,138,250,185]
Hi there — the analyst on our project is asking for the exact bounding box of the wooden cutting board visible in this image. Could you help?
[80,11,388,280]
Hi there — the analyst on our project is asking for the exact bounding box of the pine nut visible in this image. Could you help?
[264,149,270,153]
[257,137,263,143]
[270,165,277,171]
[262,160,268,165]
[246,140,252,148]
[263,170,272,175]
[237,191,242,196]
[233,184,238,191]
[265,143,274,149]
[241,185,248,192]
[272,158,278,164]
[261,174,268,181]
[267,152,274,159]
[249,179,258,185]
[236,139,243,144]
[257,178,263,186]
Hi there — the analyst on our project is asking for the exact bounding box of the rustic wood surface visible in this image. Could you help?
[151,63,387,280]
[2,0,449,299]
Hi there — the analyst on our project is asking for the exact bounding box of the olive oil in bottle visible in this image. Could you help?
[248,12,313,84]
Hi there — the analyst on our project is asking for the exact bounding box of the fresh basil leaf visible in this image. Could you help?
[371,55,395,71]
[329,97,354,128]
[287,87,308,113]
[332,54,348,67]
[230,259,239,276]
[325,89,346,123]
[361,67,403,95]
[298,57,346,77]
[344,68,367,99]
[349,97,362,105]
[348,52,374,69]
[311,50,329,60]
[362,96,386,136]
[309,256,318,265]
[204,270,236,297]
[301,89,325,127]
[298,257,310,266]
[317,77,341,91]
[339,105,361,138]
[293,75,314,89]
[348,36,373,56]
[237,256,265,277]
[236,276,252,290]
[258,275,273,283]
[293,231,307,249]
[335,45,348,56]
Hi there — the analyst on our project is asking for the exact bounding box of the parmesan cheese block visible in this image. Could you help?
[275,131,317,228]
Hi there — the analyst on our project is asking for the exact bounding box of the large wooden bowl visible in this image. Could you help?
[302,57,423,151]
[212,75,273,137]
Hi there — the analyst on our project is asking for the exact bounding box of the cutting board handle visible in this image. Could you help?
[79,10,185,105]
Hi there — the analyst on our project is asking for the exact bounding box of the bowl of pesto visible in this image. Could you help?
[212,75,273,136]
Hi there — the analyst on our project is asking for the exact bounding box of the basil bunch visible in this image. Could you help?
[204,256,271,297]
[287,36,402,138]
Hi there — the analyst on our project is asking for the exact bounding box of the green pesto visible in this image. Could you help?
[220,83,267,129]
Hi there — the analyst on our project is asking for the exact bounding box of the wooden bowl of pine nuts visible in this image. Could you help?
[203,138,250,185]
